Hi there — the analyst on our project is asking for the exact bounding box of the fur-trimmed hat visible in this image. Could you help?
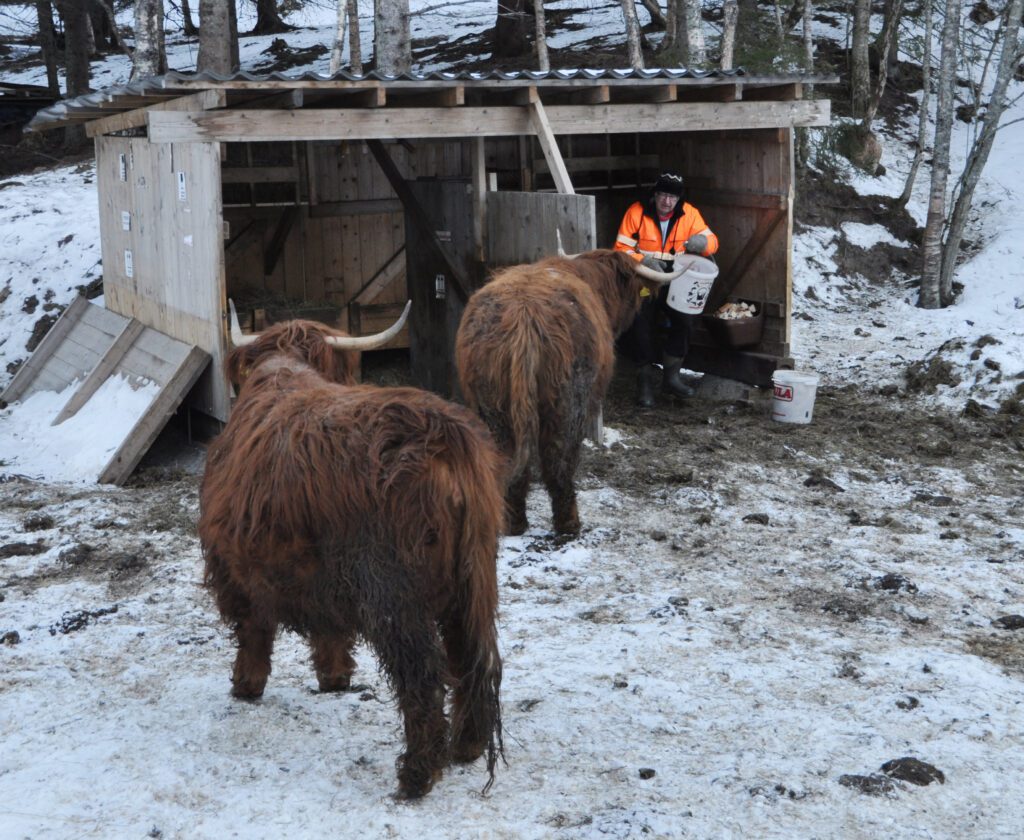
[653,172,684,197]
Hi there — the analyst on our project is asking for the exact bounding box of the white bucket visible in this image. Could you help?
[666,254,719,315]
[771,370,820,424]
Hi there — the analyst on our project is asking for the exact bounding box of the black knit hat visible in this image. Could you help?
[653,172,684,197]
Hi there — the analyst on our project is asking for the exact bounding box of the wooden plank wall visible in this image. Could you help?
[96,135,228,419]
[223,139,470,334]
[485,192,596,267]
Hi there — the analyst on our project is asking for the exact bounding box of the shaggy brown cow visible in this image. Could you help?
[455,249,678,536]
[199,304,505,799]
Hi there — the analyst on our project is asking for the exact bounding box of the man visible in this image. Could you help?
[615,171,719,407]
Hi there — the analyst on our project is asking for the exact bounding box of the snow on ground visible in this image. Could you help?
[1,4,1023,838]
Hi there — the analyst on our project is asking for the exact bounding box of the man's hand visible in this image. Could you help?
[684,234,708,254]
[640,255,665,270]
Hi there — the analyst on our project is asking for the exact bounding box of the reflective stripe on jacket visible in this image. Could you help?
[614,200,719,262]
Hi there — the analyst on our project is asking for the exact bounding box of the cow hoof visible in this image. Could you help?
[451,739,486,764]
[554,518,581,537]
[507,518,528,536]
[395,765,442,800]
[230,683,265,701]
[316,674,352,693]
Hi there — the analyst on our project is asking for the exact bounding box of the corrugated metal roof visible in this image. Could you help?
[28,66,838,132]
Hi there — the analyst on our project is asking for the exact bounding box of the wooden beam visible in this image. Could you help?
[0,295,90,405]
[366,139,472,302]
[307,198,404,217]
[352,246,406,306]
[527,90,574,195]
[147,100,832,143]
[221,166,298,183]
[706,207,788,312]
[686,187,788,210]
[86,89,226,137]
[574,85,610,105]
[533,153,660,175]
[225,219,264,266]
[52,320,146,425]
[472,136,486,262]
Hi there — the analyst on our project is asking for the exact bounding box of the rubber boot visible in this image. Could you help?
[636,364,659,408]
[662,354,696,398]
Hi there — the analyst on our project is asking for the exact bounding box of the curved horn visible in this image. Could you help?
[556,229,581,259]
[325,300,412,350]
[228,298,258,346]
[634,262,687,284]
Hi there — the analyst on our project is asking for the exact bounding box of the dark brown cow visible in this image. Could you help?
[199,305,505,799]
[454,249,677,536]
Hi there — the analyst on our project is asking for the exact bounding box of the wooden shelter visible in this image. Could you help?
[29,68,832,424]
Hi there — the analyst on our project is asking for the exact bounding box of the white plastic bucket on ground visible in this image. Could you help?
[771,370,820,424]
[666,254,719,314]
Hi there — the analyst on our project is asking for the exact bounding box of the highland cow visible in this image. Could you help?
[199,303,505,799]
[454,249,679,536]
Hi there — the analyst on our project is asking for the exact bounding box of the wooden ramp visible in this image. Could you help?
[0,296,210,485]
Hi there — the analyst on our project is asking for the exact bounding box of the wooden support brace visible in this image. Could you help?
[366,139,472,302]
[526,89,574,195]
[86,89,226,137]
[352,245,406,306]
[52,320,145,425]
[706,207,788,313]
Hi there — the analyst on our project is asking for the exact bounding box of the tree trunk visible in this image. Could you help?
[95,0,129,54]
[660,0,678,53]
[919,0,961,309]
[55,0,91,148]
[252,0,291,34]
[132,0,167,80]
[374,0,411,75]
[198,0,238,74]
[720,0,738,70]
[620,0,645,69]
[181,0,198,36]
[638,0,666,28]
[938,0,1023,304]
[495,0,532,58]
[899,0,932,207]
[330,0,346,73]
[347,0,363,74]
[36,1,61,97]
[88,1,107,50]
[851,0,871,117]
[680,0,706,66]
[83,4,97,58]
[534,0,550,71]
[861,0,903,126]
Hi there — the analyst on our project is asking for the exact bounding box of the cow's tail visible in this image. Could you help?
[504,325,542,482]
[448,431,505,792]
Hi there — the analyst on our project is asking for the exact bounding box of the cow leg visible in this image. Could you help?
[506,468,531,536]
[441,611,502,767]
[310,628,357,692]
[366,607,450,798]
[539,414,584,536]
[231,616,276,700]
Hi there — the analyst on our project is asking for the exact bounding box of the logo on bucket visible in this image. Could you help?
[773,383,794,402]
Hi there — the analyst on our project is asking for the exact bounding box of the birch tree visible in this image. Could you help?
[681,0,706,66]
[938,0,1024,303]
[374,0,410,75]
[851,0,871,116]
[720,0,738,70]
[534,0,550,71]
[330,0,363,74]
[899,0,933,207]
[132,0,167,80]
[919,0,962,308]
[198,0,239,74]
[620,0,645,70]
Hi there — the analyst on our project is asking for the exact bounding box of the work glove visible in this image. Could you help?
[684,234,708,254]
[640,255,670,271]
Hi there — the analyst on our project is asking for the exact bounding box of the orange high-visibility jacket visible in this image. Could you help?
[615,200,719,263]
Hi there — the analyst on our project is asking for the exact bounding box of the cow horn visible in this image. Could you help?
[634,262,687,284]
[325,300,412,350]
[228,299,258,346]
[556,229,581,259]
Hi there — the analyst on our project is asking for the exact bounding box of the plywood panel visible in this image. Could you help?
[486,191,595,266]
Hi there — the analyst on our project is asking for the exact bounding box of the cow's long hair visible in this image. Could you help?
[455,249,653,536]
[200,319,505,799]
